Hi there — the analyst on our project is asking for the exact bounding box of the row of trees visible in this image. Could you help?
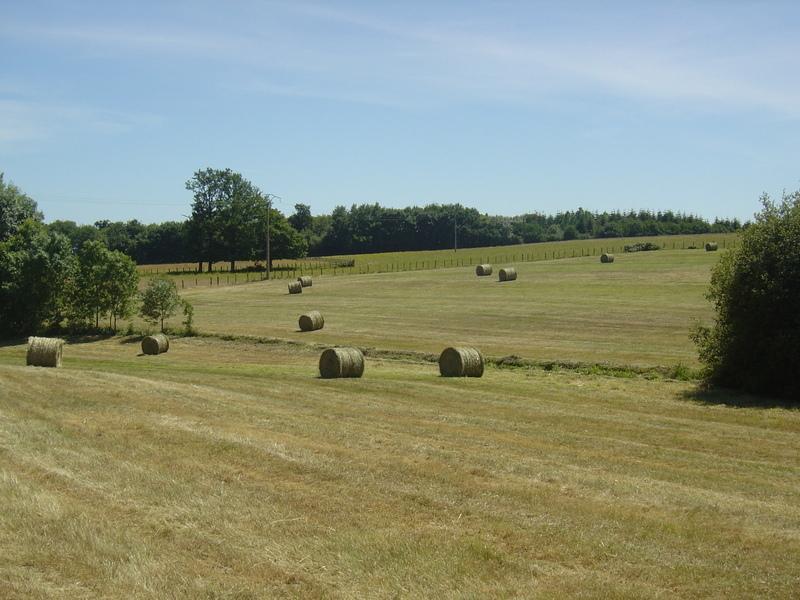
[42,169,743,270]
[300,204,742,256]
[1,173,189,335]
[0,224,139,335]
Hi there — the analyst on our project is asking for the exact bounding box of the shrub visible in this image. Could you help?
[140,278,181,332]
[692,190,800,399]
[624,242,661,253]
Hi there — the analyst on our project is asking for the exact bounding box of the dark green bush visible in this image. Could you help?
[624,242,661,253]
[692,191,800,399]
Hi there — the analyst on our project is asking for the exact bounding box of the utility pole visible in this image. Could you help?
[265,195,271,280]
[454,215,458,252]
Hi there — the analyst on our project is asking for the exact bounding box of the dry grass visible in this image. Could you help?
[174,250,719,368]
[0,337,798,598]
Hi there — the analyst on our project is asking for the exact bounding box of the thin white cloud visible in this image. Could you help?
[243,81,413,109]
[0,98,163,145]
[3,3,799,116]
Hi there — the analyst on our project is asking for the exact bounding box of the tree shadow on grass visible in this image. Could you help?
[0,332,118,347]
[681,384,798,410]
[61,333,118,345]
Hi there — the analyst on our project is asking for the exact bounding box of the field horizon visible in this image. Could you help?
[3,232,799,598]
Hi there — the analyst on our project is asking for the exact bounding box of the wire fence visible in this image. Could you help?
[141,237,737,290]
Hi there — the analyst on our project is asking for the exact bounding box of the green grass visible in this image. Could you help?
[1,338,798,598]
[3,235,799,598]
[138,232,740,290]
[173,248,718,368]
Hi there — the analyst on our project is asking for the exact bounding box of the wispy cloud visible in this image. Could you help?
[3,2,799,116]
[0,98,162,146]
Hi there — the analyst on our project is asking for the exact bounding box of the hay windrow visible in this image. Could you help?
[319,347,364,378]
[26,336,64,368]
[498,267,517,282]
[299,311,325,332]
[601,253,615,263]
[475,264,493,276]
[439,346,484,377]
[297,276,313,287]
[705,242,718,251]
[288,281,303,294]
[141,333,169,355]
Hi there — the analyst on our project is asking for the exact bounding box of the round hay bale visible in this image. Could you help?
[142,333,169,355]
[498,267,517,282]
[319,347,364,378]
[297,275,313,287]
[288,281,303,294]
[26,336,63,368]
[705,242,718,251]
[600,253,615,263]
[475,264,493,276]
[439,346,484,377]
[299,310,324,331]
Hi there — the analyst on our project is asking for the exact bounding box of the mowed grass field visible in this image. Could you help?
[138,232,740,290]
[1,338,799,598]
[2,241,800,598]
[180,248,717,368]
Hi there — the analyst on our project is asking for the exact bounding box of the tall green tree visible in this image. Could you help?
[693,190,800,399]
[0,173,42,241]
[288,203,313,231]
[186,168,306,271]
[70,240,113,329]
[186,168,226,272]
[186,168,263,272]
[0,220,75,335]
[104,251,139,331]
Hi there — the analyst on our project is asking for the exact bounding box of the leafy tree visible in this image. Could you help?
[288,203,313,231]
[0,173,42,241]
[186,168,226,272]
[48,220,102,250]
[0,220,75,335]
[256,204,307,266]
[693,190,800,399]
[563,225,578,240]
[70,240,113,329]
[140,278,181,332]
[104,250,139,331]
[186,168,263,272]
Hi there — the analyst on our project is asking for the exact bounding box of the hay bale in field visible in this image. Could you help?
[498,267,517,281]
[475,264,493,276]
[319,347,364,378]
[299,310,324,331]
[141,333,169,355]
[26,336,63,368]
[297,275,313,287]
[600,253,615,263]
[439,346,484,377]
[705,242,718,251]
[288,281,303,294]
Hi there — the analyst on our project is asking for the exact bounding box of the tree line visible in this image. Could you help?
[47,203,743,272]
[0,173,187,336]
[9,167,745,277]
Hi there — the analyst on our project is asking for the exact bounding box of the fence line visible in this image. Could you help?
[150,236,737,289]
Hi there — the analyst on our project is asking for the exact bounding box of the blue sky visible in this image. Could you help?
[1,0,799,224]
